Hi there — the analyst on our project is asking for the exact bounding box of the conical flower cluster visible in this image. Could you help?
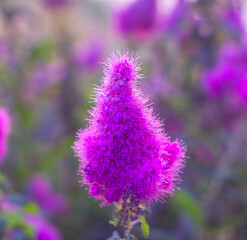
[73,52,186,208]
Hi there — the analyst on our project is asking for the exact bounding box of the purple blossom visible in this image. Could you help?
[223,8,244,35]
[74,41,104,71]
[202,43,247,128]
[73,51,186,207]
[28,175,68,216]
[219,1,244,37]
[115,0,157,39]
[25,215,62,240]
[0,108,11,165]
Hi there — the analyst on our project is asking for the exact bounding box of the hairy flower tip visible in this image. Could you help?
[0,108,11,164]
[73,51,187,207]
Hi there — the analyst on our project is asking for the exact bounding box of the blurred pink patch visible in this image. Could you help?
[0,198,21,212]
[0,108,11,165]
[41,0,72,9]
[202,42,247,104]
[201,42,247,129]
[22,60,67,100]
[25,215,62,240]
[28,175,69,217]
[115,0,158,40]
[0,39,12,65]
[195,144,215,165]
[73,40,104,71]
[150,75,180,97]
[237,77,247,101]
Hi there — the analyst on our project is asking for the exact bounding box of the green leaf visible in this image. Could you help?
[29,40,56,61]
[2,212,35,238]
[109,216,118,227]
[2,212,23,227]
[20,223,35,238]
[173,190,204,226]
[140,216,149,239]
[16,102,35,128]
[241,165,247,178]
[24,202,40,214]
[40,136,74,172]
[0,172,4,182]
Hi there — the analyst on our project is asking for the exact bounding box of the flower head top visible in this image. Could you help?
[73,51,186,211]
[0,108,11,164]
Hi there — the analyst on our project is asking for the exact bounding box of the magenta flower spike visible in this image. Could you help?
[73,51,186,234]
[0,108,11,165]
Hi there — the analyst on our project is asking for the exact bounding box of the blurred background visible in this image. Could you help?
[0,0,247,239]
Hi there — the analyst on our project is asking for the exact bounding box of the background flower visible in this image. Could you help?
[115,0,157,40]
[28,174,69,217]
[0,108,11,164]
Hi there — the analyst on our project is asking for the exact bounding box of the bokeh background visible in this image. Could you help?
[0,0,247,239]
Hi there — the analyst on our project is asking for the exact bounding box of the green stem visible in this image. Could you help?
[124,219,142,240]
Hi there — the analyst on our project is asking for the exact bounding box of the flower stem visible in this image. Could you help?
[124,221,132,240]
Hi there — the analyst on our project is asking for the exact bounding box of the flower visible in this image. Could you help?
[74,40,104,71]
[28,175,68,217]
[0,108,11,164]
[219,0,244,37]
[202,43,247,128]
[25,215,62,240]
[115,0,157,39]
[73,51,186,211]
